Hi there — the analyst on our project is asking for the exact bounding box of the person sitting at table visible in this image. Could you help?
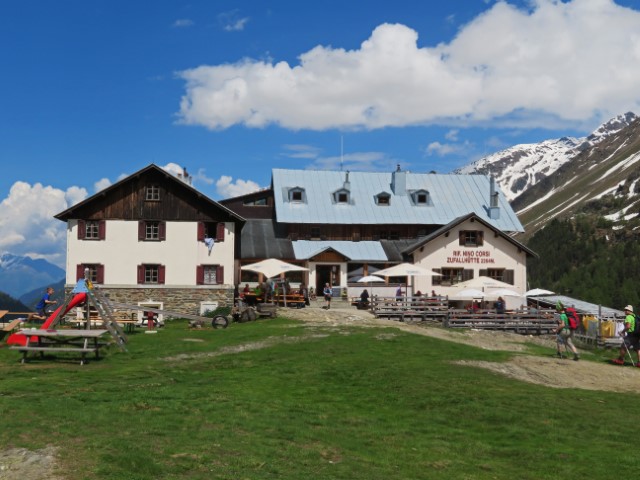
[358,289,370,309]
[243,283,250,295]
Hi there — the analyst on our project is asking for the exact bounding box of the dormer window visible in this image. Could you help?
[412,189,430,206]
[288,187,305,203]
[376,193,391,206]
[333,188,350,204]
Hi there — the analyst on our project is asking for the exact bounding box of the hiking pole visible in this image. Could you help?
[621,337,635,365]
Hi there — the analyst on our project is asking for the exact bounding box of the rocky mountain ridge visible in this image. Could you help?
[456,112,638,203]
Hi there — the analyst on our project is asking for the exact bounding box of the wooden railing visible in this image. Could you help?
[370,296,449,321]
[445,309,558,334]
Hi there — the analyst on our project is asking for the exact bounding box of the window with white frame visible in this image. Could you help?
[146,185,160,201]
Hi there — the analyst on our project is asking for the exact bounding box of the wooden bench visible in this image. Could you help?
[1,319,25,340]
[10,329,109,365]
[273,294,306,308]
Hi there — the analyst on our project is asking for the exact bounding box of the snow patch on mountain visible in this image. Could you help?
[456,112,639,202]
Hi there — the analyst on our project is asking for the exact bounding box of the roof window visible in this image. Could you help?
[376,193,391,206]
[288,187,306,203]
[412,189,430,206]
[333,188,350,204]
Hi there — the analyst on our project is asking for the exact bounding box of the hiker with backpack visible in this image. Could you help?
[611,305,640,367]
[555,302,580,361]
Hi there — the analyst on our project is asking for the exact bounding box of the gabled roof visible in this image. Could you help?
[55,164,245,223]
[402,213,537,258]
[272,169,524,232]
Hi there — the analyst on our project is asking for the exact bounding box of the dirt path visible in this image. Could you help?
[278,305,640,394]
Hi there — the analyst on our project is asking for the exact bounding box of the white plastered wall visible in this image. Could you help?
[411,219,529,308]
[65,220,235,286]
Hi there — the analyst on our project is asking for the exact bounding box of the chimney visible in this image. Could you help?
[391,164,406,196]
[343,171,351,190]
[488,176,500,219]
[179,166,192,185]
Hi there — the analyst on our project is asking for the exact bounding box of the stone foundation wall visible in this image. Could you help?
[65,286,233,316]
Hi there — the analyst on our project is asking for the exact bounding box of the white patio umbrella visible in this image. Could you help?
[241,259,309,306]
[489,288,522,297]
[454,276,514,289]
[452,288,486,298]
[374,263,441,296]
[525,288,554,296]
[524,288,555,311]
[357,275,385,283]
[357,275,385,299]
[241,259,309,279]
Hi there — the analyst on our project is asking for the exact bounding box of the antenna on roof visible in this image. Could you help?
[340,134,344,171]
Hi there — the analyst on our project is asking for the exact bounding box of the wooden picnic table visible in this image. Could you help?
[10,328,110,365]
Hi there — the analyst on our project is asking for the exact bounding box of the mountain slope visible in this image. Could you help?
[0,291,32,314]
[0,253,65,298]
[456,112,638,202]
[513,116,640,241]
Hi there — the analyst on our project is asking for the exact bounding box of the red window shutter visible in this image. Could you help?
[216,222,225,242]
[159,222,166,241]
[76,264,85,281]
[77,220,86,240]
[158,265,166,284]
[98,220,106,240]
[478,231,484,246]
[197,222,205,241]
[138,221,145,241]
[137,265,144,284]
[97,264,105,284]
[216,265,224,285]
[196,265,204,285]
[459,231,465,246]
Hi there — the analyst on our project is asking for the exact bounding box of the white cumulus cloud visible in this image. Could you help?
[0,181,88,268]
[178,0,640,132]
[215,175,263,198]
[94,178,112,192]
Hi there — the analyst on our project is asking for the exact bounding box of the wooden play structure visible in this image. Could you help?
[5,271,226,364]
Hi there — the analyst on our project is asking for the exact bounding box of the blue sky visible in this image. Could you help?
[2,0,640,268]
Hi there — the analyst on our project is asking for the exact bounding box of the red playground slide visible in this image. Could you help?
[6,292,87,346]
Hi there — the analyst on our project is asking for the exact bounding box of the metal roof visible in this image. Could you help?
[239,219,294,260]
[272,169,523,232]
[530,294,624,319]
[292,240,388,261]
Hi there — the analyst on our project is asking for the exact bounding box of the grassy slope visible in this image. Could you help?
[0,319,637,480]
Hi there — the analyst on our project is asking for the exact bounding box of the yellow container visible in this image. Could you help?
[583,317,598,336]
[600,321,615,338]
